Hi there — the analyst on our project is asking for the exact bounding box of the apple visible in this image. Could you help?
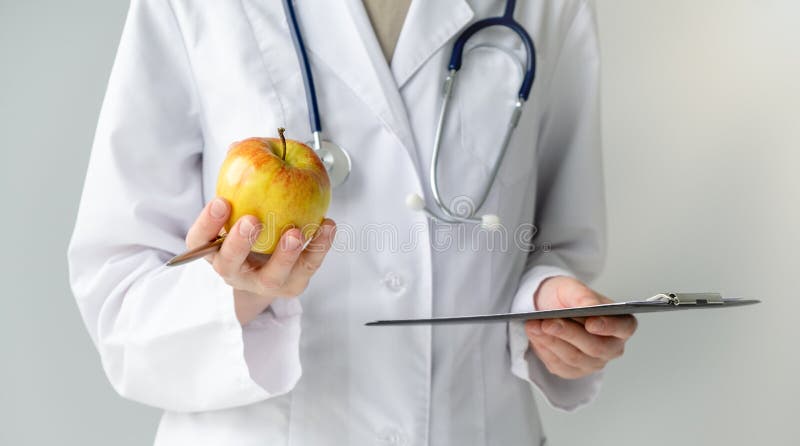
[216,128,331,254]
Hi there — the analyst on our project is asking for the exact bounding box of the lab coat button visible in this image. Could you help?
[377,428,408,445]
[381,272,407,293]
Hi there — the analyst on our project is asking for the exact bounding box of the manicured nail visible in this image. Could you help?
[210,198,227,219]
[239,218,255,237]
[284,234,302,250]
[545,321,562,335]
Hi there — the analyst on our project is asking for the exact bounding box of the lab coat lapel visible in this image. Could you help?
[390,0,474,89]
[293,0,421,173]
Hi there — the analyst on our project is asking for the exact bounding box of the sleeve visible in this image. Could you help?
[66,0,302,413]
[507,1,607,412]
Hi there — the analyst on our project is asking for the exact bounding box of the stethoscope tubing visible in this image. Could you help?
[425,0,536,226]
[448,0,536,101]
[282,0,322,134]
[281,0,535,229]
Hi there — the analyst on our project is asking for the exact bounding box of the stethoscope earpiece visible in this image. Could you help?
[481,214,502,231]
[405,193,502,231]
[405,193,426,211]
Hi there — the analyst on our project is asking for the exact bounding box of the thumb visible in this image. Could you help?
[186,197,230,249]
[538,276,613,310]
[566,288,614,308]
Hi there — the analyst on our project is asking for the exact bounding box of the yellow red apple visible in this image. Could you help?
[216,129,331,254]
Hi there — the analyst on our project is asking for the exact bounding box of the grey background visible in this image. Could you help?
[1,0,797,445]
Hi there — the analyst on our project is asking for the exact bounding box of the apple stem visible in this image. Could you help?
[277,127,287,161]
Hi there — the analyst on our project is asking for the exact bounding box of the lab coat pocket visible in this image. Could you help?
[451,41,535,197]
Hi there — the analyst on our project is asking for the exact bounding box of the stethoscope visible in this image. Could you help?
[283,0,535,229]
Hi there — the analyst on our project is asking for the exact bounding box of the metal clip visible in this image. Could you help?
[647,292,724,306]
[509,100,524,128]
[442,70,457,98]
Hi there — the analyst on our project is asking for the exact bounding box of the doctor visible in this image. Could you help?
[68,0,636,445]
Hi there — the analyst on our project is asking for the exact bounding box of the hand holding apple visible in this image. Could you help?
[182,128,336,325]
[185,197,336,325]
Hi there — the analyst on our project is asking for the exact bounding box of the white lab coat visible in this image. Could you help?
[68,0,605,444]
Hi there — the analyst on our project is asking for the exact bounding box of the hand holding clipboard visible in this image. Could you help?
[366,292,759,326]
[366,275,760,380]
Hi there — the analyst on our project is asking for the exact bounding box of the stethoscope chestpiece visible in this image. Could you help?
[310,139,352,189]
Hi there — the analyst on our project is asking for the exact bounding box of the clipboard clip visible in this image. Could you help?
[647,292,725,306]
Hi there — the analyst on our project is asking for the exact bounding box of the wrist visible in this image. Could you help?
[233,288,276,325]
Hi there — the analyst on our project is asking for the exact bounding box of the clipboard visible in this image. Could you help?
[365,293,760,326]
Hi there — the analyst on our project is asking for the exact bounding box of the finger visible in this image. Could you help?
[529,341,586,380]
[533,334,606,372]
[288,219,336,284]
[213,215,261,279]
[254,228,304,294]
[186,198,230,249]
[541,318,624,361]
[585,315,638,340]
[525,319,544,337]
[244,252,271,270]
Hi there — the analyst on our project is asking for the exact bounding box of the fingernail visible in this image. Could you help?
[284,234,302,251]
[527,322,542,336]
[319,223,335,239]
[590,318,606,332]
[239,218,255,237]
[545,321,562,335]
[210,198,227,219]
